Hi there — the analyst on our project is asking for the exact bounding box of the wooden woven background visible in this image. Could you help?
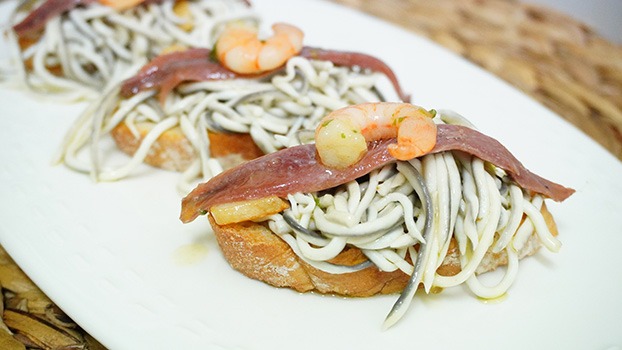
[334,0,622,160]
[1,0,621,349]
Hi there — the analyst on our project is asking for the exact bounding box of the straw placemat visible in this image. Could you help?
[334,0,622,160]
[1,0,621,348]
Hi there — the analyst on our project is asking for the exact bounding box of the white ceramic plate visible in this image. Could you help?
[1,0,621,349]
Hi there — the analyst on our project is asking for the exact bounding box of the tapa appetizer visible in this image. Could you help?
[7,0,257,100]
[56,21,410,192]
[181,102,574,327]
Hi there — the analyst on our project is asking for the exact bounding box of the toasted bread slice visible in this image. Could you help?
[110,121,265,171]
[208,204,558,297]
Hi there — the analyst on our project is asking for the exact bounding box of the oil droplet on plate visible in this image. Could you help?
[172,243,208,266]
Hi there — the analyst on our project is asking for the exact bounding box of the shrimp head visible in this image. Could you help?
[315,102,437,169]
[216,22,304,74]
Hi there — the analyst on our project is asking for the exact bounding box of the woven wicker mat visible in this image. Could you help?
[336,0,622,160]
[1,0,621,349]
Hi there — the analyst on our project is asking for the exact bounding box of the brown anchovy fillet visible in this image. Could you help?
[12,0,180,38]
[13,0,95,38]
[180,124,574,223]
[432,124,574,201]
[299,46,411,102]
[119,48,238,104]
[119,46,410,103]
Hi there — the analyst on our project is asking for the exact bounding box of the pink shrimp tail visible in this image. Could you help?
[388,117,437,160]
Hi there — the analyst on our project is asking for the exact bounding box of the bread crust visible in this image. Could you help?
[208,203,558,297]
[110,121,264,171]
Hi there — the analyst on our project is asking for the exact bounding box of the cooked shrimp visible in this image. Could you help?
[215,22,304,74]
[315,102,437,168]
[99,0,144,11]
